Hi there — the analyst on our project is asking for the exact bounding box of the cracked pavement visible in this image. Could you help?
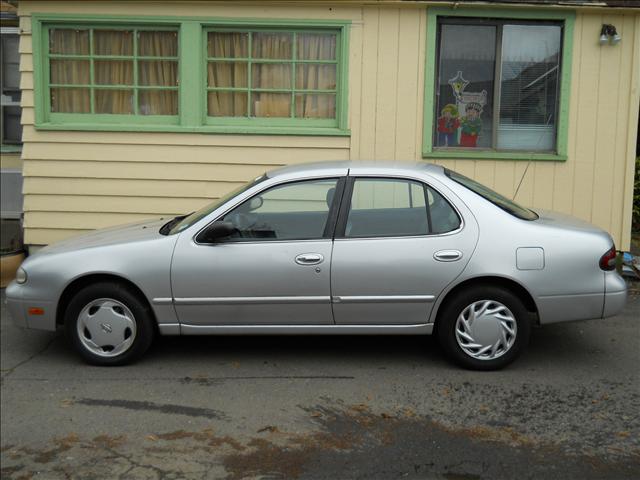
[1,288,639,479]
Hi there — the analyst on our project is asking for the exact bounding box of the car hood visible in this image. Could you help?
[534,209,612,238]
[36,217,170,255]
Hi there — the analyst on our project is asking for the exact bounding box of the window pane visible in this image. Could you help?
[138,31,178,57]
[427,186,461,233]
[95,60,133,85]
[1,36,20,91]
[207,62,247,88]
[498,24,561,151]
[252,63,291,89]
[51,88,90,113]
[207,32,248,58]
[436,24,496,148]
[139,60,178,86]
[252,32,292,59]
[297,33,336,60]
[49,29,89,55]
[50,59,90,85]
[252,93,290,117]
[295,64,336,90]
[221,178,338,241]
[295,94,335,119]
[95,89,134,114]
[2,106,23,144]
[139,90,177,115]
[93,30,133,56]
[346,179,428,237]
[208,91,248,116]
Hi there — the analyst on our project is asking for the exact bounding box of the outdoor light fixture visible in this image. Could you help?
[599,24,621,45]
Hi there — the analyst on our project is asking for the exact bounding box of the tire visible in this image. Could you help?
[64,281,155,366]
[436,286,531,370]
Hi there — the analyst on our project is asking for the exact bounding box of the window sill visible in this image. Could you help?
[0,145,22,154]
[35,122,351,137]
[423,149,567,162]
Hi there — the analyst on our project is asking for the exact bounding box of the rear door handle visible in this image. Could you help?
[434,250,463,262]
[295,253,324,265]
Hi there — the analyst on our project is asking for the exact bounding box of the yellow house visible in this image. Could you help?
[11,0,640,251]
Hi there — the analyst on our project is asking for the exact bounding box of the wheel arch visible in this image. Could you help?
[432,276,540,328]
[56,273,156,326]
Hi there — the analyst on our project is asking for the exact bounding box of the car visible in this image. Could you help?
[5,161,627,370]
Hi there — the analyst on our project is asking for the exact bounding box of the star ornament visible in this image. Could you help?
[448,71,469,100]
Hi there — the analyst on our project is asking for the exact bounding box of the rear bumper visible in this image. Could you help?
[603,271,627,318]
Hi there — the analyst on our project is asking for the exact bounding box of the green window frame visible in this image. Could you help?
[422,7,575,161]
[32,14,350,136]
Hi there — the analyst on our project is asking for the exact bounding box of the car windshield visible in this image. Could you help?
[445,168,538,221]
[164,174,268,235]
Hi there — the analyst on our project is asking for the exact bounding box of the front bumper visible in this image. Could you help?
[5,281,57,331]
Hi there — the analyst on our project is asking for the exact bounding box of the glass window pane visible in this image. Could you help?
[50,59,90,85]
[252,32,292,59]
[207,32,248,58]
[208,92,248,117]
[1,36,20,91]
[50,88,90,113]
[93,30,133,56]
[436,24,496,148]
[95,60,133,85]
[139,90,177,115]
[138,60,178,86]
[49,29,89,55]
[207,62,247,88]
[95,89,134,114]
[295,64,336,90]
[497,24,561,151]
[252,93,291,118]
[138,31,178,57]
[295,94,335,119]
[252,63,291,89]
[346,179,428,237]
[427,186,461,234]
[2,106,23,144]
[221,178,338,241]
[297,33,336,60]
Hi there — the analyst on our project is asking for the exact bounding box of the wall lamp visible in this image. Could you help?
[599,24,621,45]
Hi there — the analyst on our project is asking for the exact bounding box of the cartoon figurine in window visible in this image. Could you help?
[437,104,460,147]
[460,102,483,148]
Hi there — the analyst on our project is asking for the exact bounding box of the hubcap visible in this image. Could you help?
[76,298,137,358]
[455,300,517,361]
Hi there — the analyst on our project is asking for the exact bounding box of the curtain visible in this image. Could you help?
[295,33,336,119]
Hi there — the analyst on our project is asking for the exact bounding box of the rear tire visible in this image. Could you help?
[64,282,154,366]
[437,286,531,370]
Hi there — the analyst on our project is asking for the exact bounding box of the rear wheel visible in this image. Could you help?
[437,286,531,370]
[64,282,154,366]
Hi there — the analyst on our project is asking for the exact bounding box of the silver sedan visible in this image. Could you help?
[5,162,627,369]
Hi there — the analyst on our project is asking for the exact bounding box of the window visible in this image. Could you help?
[344,178,460,238]
[33,17,350,135]
[214,178,338,241]
[1,28,22,146]
[423,8,574,161]
[46,26,179,118]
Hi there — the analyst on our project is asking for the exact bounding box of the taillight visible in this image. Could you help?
[599,245,617,271]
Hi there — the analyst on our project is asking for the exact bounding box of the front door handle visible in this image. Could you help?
[434,250,463,262]
[295,253,324,265]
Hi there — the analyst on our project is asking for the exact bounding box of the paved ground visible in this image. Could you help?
[1,288,639,480]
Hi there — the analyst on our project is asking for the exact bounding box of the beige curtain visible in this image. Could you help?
[207,32,248,116]
[49,29,90,113]
[295,34,336,119]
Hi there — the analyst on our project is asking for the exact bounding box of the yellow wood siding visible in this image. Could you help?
[17,2,640,249]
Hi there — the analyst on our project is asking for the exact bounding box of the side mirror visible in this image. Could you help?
[198,221,236,243]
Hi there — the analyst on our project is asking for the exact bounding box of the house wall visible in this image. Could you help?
[17,1,640,249]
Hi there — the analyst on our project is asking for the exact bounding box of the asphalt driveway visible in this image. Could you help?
[1,288,639,479]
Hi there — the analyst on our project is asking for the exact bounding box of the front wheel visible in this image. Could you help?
[64,282,155,366]
[437,286,531,370]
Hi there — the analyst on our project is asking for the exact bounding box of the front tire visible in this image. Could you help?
[437,286,531,370]
[64,282,155,366]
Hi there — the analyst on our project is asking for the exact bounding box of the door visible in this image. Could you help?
[171,177,342,326]
[331,176,478,325]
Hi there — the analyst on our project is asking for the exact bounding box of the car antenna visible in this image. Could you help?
[512,160,532,201]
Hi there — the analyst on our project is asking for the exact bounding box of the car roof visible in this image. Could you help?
[267,161,444,179]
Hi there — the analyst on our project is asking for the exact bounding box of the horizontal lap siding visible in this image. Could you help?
[17,3,640,249]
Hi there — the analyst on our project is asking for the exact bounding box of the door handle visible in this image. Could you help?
[295,253,324,265]
[434,250,463,262]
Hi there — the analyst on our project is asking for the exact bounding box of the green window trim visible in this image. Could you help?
[422,7,574,161]
[31,14,351,136]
